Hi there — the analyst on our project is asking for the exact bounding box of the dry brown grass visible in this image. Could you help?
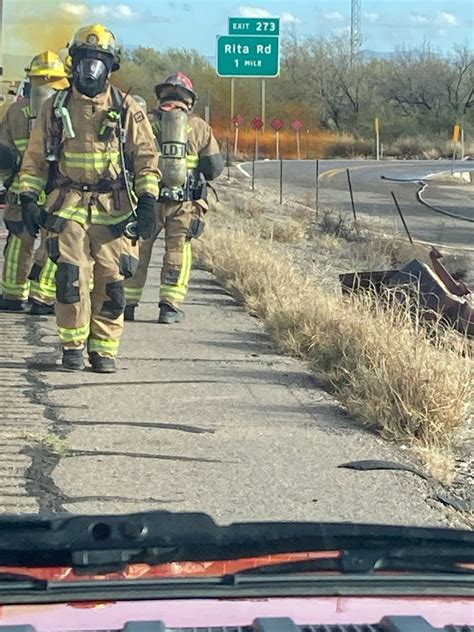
[306,132,474,160]
[195,225,472,480]
[259,217,308,243]
[323,133,375,159]
[386,136,474,160]
[213,194,309,244]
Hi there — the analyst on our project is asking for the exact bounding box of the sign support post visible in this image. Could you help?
[375,117,380,161]
[231,115,244,156]
[234,126,239,155]
[271,117,284,160]
[291,119,303,160]
[251,116,264,159]
[452,124,460,175]
[230,78,235,129]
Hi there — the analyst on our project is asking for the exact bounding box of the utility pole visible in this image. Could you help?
[350,0,361,65]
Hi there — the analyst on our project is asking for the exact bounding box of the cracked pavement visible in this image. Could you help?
[0,233,464,526]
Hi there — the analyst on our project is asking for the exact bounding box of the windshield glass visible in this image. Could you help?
[0,0,472,587]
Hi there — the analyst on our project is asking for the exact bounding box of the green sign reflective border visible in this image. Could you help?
[216,35,280,77]
[228,17,280,36]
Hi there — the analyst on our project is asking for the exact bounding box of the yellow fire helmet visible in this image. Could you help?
[25,51,69,90]
[68,24,121,71]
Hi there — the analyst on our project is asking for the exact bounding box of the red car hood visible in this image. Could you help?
[0,553,472,629]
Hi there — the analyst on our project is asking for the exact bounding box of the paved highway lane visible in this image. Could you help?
[240,160,474,249]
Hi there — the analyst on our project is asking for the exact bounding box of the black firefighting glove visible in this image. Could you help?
[135,194,156,240]
[20,192,43,238]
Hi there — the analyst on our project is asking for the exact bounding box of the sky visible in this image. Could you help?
[4,0,474,59]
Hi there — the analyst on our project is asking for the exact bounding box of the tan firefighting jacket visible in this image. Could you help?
[149,108,223,209]
[20,86,160,226]
[0,98,33,220]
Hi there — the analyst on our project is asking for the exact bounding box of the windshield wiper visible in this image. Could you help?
[237,551,474,576]
[0,572,48,590]
[0,512,471,574]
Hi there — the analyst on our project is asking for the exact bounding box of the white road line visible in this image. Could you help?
[236,163,251,178]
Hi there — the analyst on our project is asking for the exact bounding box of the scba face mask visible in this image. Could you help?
[73,58,111,98]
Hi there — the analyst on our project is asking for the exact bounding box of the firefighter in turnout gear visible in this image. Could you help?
[124,72,224,324]
[0,51,69,314]
[20,24,160,373]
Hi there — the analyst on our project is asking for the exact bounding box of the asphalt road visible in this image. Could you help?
[240,159,474,249]
[0,233,458,526]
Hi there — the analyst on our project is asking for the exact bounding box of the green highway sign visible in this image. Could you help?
[229,17,280,35]
[216,35,279,77]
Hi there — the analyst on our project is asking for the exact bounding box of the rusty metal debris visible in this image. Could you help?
[340,249,474,339]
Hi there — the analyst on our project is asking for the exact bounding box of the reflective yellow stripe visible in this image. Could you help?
[160,287,187,301]
[55,207,89,224]
[89,208,131,225]
[54,205,131,226]
[30,280,56,299]
[134,173,159,197]
[63,151,120,168]
[6,235,20,286]
[124,287,143,302]
[160,241,192,303]
[19,174,46,194]
[178,240,192,288]
[3,235,29,299]
[2,281,30,299]
[32,258,56,301]
[58,324,90,343]
[9,176,21,194]
[88,337,120,357]
[13,138,28,153]
[45,258,57,285]
[186,154,198,168]
[21,105,32,118]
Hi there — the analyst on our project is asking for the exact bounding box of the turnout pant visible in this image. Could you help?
[49,220,136,357]
[29,229,57,306]
[125,201,200,308]
[2,220,57,305]
[2,219,35,301]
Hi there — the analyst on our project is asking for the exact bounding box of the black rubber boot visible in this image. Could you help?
[0,296,25,312]
[158,302,185,324]
[62,348,85,371]
[124,304,135,321]
[30,301,55,316]
[89,352,116,374]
